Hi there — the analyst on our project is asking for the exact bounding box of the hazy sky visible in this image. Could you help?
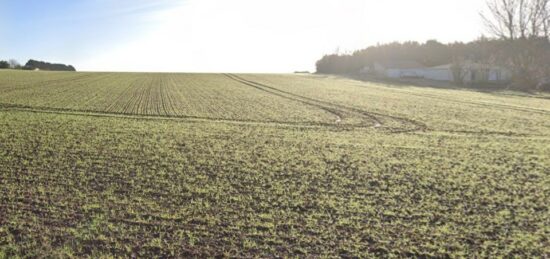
[0,0,488,72]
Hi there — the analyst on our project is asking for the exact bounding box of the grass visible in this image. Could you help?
[0,70,549,257]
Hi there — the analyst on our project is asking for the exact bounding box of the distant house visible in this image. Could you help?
[372,61,426,79]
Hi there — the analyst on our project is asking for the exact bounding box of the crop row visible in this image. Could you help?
[0,71,338,124]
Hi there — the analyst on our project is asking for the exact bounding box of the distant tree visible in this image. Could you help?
[501,38,550,89]
[479,0,550,89]
[315,37,550,90]
[316,54,355,74]
[420,40,453,66]
[0,60,9,69]
[450,58,470,85]
[24,59,76,71]
[315,40,454,75]
[8,59,21,69]
[313,1,549,90]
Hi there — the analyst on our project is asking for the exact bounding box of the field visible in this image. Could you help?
[0,70,549,257]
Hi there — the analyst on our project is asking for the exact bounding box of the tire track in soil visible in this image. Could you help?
[224,74,372,127]
[226,74,541,137]
[1,76,535,137]
[225,74,428,133]
[224,74,349,126]
[1,102,532,137]
[0,103,353,129]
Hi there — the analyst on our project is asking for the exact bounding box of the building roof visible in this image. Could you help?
[376,60,426,69]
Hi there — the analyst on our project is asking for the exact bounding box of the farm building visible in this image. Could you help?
[423,64,454,81]
[460,63,511,84]
[424,63,511,84]
[372,61,426,79]
[364,60,511,84]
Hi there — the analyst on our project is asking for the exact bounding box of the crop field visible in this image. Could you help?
[0,70,549,257]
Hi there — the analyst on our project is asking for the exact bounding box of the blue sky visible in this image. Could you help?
[0,0,173,66]
[0,0,487,72]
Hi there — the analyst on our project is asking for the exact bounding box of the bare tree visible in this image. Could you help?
[527,0,549,36]
[543,1,550,37]
[481,0,517,39]
[481,0,549,40]
[519,0,529,38]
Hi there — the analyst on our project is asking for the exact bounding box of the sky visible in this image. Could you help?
[0,0,488,72]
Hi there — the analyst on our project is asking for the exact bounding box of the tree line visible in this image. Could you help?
[316,0,549,91]
[0,59,76,71]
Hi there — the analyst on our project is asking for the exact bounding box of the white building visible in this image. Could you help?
[365,60,511,84]
[423,64,454,81]
[372,61,426,79]
[460,63,511,83]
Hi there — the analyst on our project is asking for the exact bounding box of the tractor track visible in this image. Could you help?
[1,74,540,137]
[0,103,358,129]
[224,75,544,137]
[225,74,377,126]
[223,74,350,126]
[0,103,541,137]
[0,101,428,134]
[225,74,428,133]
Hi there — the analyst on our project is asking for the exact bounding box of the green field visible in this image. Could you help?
[0,70,549,257]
